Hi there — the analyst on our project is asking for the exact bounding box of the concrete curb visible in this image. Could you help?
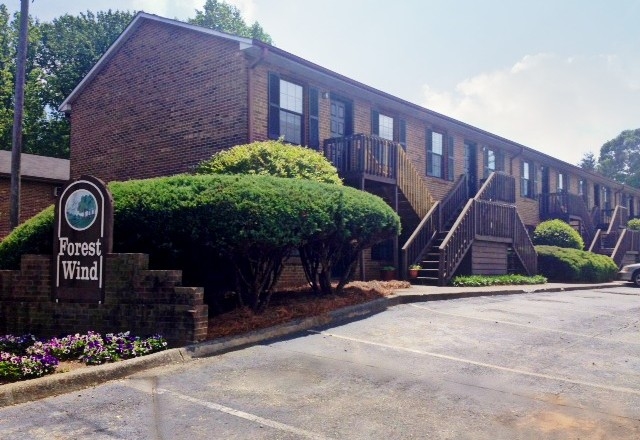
[0,282,624,407]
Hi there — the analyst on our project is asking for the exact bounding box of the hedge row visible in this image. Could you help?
[0,174,400,312]
[536,245,618,283]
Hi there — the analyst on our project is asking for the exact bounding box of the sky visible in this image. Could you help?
[8,0,640,166]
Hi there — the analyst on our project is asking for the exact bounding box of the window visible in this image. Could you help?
[483,147,503,178]
[426,130,454,180]
[427,131,443,178]
[378,113,394,140]
[603,187,611,210]
[578,179,586,202]
[557,172,567,193]
[268,74,306,145]
[521,160,536,198]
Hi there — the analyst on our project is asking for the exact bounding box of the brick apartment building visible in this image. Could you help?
[0,151,69,239]
[57,12,640,284]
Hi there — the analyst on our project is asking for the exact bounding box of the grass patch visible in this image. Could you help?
[450,274,547,287]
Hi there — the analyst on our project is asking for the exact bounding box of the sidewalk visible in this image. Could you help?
[0,281,628,407]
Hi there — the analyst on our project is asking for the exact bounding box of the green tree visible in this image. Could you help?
[189,0,272,43]
[577,151,597,171]
[597,128,640,188]
[0,5,14,149]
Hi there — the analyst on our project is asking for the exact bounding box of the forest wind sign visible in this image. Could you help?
[53,175,113,303]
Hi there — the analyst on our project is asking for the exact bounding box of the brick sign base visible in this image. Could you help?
[0,254,208,346]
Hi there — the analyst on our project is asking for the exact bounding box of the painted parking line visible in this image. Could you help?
[154,388,335,440]
[311,330,640,396]
[409,304,640,345]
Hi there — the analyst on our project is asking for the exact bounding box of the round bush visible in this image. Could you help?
[536,245,618,282]
[627,218,640,231]
[194,139,343,185]
[533,219,584,250]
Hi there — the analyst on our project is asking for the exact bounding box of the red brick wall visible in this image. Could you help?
[0,253,207,346]
[70,21,250,182]
[0,178,58,240]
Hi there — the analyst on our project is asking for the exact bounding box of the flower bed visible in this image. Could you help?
[0,331,167,383]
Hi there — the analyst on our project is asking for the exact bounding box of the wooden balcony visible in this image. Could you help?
[323,134,398,184]
[539,192,596,246]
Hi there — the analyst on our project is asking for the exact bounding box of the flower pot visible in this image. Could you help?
[380,269,397,281]
[408,269,419,279]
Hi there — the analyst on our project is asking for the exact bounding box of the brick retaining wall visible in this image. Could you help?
[0,254,208,346]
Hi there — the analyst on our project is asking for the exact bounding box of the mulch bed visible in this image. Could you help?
[206,280,409,340]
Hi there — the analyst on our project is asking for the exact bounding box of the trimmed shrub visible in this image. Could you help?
[194,139,343,185]
[0,174,399,313]
[628,218,640,231]
[0,206,55,270]
[450,274,547,287]
[533,219,584,250]
[299,189,401,295]
[536,245,618,282]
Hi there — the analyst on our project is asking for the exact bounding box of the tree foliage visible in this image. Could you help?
[189,0,272,43]
[597,128,640,188]
[577,151,597,171]
[0,2,272,158]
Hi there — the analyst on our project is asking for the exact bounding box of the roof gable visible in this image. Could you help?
[59,12,253,112]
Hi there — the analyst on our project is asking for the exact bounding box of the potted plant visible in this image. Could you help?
[408,264,421,279]
[380,265,397,281]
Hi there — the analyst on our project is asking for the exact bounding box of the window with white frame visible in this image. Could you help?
[483,147,503,178]
[268,74,304,145]
[521,160,535,198]
[378,113,394,141]
[427,131,444,178]
[557,172,567,192]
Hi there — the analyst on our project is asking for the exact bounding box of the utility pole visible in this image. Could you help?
[9,0,29,230]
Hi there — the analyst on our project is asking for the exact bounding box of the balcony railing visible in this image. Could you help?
[323,134,398,180]
[539,192,596,246]
[476,172,515,203]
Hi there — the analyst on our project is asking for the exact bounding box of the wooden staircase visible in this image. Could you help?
[414,206,464,284]
[402,172,537,286]
[589,205,629,266]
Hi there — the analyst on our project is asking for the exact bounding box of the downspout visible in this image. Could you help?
[247,46,268,143]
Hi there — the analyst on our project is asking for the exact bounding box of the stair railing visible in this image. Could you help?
[512,210,537,275]
[396,146,434,219]
[476,171,515,203]
[400,201,440,278]
[438,174,468,229]
[438,198,475,285]
[438,171,536,285]
[400,174,468,278]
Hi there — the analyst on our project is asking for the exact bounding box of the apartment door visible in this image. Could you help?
[594,184,601,207]
[540,166,550,213]
[464,141,478,196]
[330,100,347,138]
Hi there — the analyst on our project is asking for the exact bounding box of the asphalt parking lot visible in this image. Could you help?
[0,286,639,439]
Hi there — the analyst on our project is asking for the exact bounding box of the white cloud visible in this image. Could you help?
[422,53,640,165]
[226,0,258,22]
[131,0,203,20]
